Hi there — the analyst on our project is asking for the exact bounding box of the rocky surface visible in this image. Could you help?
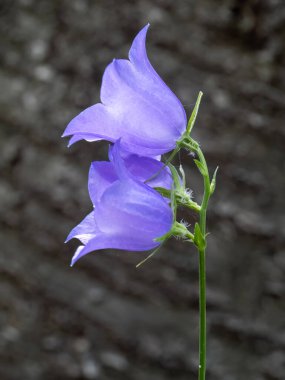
[0,0,284,379]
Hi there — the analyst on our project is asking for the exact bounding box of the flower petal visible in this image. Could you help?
[96,179,172,238]
[71,245,85,266]
[88,161,117,205]
[99,57,184,154]
[87,141,172,209]
[70,175,172,265]
[67,133,103,147]
[110,140,172,189]
[124,154,172,189]
[109,139,133,181]
[62,25,186,156]
[128,24,186,126]
[62,103,120,146]
[65,211,97,244]
[71,233,159,266]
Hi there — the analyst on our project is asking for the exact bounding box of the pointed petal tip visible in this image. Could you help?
[61,130,73,148]
[70,245,86,266]
[65,234,72,244]
[128,23,153,74]
[135,24,150,41]
[70,256,77,266]
[70,250,78,266]
[70,254,77,266]
[62,135,72,148]
[141,23,150,32]
[61,128,72,138]
[61,132,73,147]
[65,231,73,244]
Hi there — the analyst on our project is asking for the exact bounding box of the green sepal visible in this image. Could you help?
[186,91,203,134]
[155,221,194,243]
[182,197,201,212]
[210,166,219,195]
[178,136,199,153]
[194,159,206,176]
[194,223,206,250]
[170,185,177,223]
[136,245,162,268]
[144,146,181,185]
[154,187,201,212]
[154,187,171,198]
[179,164,186,188]
[172,221,194,242]
[154,230,173,243]
[168,163,182,190]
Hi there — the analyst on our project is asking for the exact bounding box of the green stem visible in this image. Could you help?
[198,247,206,380]
[195,146,211,380]
[180,92,214,380]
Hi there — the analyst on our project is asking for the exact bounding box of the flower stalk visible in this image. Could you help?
[177,92,217,380]
[180,141,211,380]
[195,145,211,380]
[63,24,217,380]
[151,91,215,380]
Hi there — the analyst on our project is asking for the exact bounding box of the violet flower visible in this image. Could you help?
[66,141,173,266]
[62,24,187,156]
[108,145,172,190]
[89,148,173,204]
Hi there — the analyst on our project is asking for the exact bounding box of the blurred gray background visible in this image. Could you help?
[0,0,284,379]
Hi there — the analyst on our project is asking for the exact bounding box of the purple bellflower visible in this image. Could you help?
[66,141,173,266]
[108,145,172,190]
[62,24,187,156]
[89,147,173,204]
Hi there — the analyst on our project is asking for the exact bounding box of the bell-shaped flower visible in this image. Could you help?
[109,145,172,188]
[62,24,187,156]
[66,141,173,265]
[88,147,173,204]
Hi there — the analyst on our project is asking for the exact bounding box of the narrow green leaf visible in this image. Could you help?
[194,159,206,176]
[154,230,173,243]
[186,91,203,134]
[210,166,219,195]
[136,246,161,268]
[171,184,177,223]
[179,164,186,188]
[168,163,182,189]
[154,187,171,198]
[194,223,206,250]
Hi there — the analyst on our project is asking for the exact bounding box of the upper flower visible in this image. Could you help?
[62,24,187,156]
[66,141,173,265]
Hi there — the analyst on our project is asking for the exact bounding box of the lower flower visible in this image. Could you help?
[66,141,173,266]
